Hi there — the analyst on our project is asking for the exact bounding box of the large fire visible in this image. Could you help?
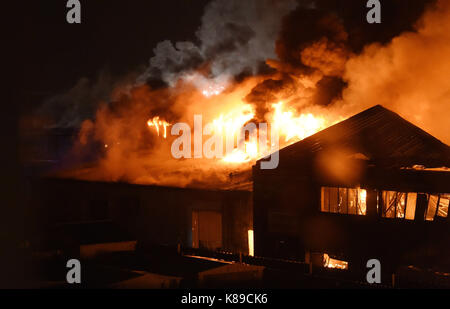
[271,102,327,143]
[146,95,331,164]
[44,0,450,189]
[147,116,171,138]
[65,75,345,188]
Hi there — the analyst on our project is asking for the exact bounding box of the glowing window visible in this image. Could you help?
[348,188,358,215]
[382,191,396,218]
[321,187,366,216]
[437,194,449,218]
[425,193,449,221]
[381,191,447,221]
[248,230,254,257]
[338,188,348,214]
[396,192,407,218]
[329,187,339,213]
[425,195,439,221]
[358,188,367,215]
[382,191,406,219]
[405,193,417,220]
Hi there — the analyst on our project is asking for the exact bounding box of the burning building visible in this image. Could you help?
[31,104,450,275]
[25,103,450,288]
[253,105,450,274]
[20,0,450,288]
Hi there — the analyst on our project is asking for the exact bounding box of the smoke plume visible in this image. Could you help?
[41,0,450,188]
[338,0,450,144]
[138,0,298,87]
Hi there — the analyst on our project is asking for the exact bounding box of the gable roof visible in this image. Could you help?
[267,105,450,169]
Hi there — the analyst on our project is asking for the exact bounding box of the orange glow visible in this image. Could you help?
[69,78,342,187]
[323,254,348,270]
[211,106,255,137]
[65,0,450,189]
[271,102,328,143]
[218,101,330,163]
[222,148,252,163]
[359,189,367,215]
[147,116,171,138]
[248,230,254,257]
[147,101,333,164]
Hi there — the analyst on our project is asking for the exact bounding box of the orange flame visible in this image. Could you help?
[147,100,332,164]
[147,116,171,138]
[271,102,327,143]
[323,253,348,270]
[218,101,330,163]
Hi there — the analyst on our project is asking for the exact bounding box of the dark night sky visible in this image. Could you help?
[19,0,210,107]
[5,1,212,280]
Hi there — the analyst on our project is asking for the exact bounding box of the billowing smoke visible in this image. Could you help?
[40,0,450,187]
[337,0,450,144]
[137,0,299,88]
[244,0,436,123]
[244,9,353,121]
[63,79,261,187]
[36,71,138,128]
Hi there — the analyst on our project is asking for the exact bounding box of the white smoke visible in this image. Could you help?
[137,0,298,88]
[38,0,300,128]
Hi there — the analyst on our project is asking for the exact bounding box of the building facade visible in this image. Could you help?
[253,105,450,273]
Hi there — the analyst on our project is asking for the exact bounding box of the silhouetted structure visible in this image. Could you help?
[29,105,450,280]
[253,105,450,273]
[30,178,253,258]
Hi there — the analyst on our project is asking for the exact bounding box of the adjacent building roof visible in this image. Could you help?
[264,105,450,169]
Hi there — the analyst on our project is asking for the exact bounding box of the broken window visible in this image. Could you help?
[425,194,439,221]
[425,193,449,221]
[381,191,406,219]
[381,191,448,221]
[382,191,395,218]
[321,187,367,216]
[396,193,406,218]
[437,194,449,218]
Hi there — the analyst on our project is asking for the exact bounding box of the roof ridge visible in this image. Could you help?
[258,105,450,168]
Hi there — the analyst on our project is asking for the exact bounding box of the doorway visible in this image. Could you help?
[192,210,222,250]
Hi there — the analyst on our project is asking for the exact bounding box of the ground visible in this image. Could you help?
[19,243,450,289]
